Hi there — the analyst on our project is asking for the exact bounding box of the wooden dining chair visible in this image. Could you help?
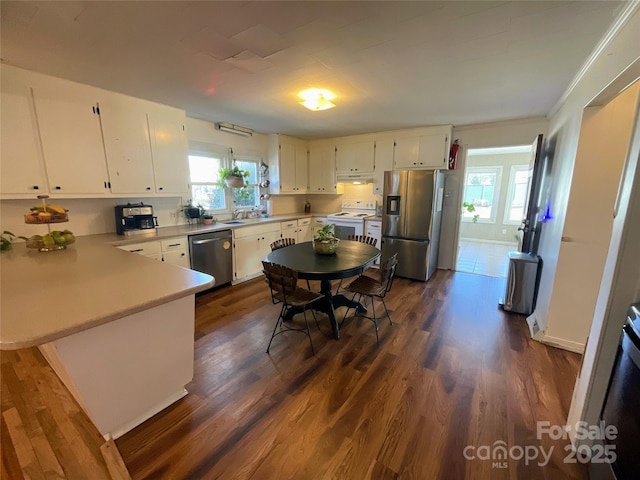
[270,238,295,251]
[346,234,377,247]
[262,261,324,355]
[340,253,398,345]
[335,235,379,294]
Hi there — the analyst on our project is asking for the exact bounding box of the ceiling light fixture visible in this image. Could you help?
[215,122,253,137]
[299,89,336,111]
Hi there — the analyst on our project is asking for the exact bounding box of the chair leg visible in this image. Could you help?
[381,297,393,325]
[340,292,359,327]
[371,297,380,346]
[267,311,284,353]
[303,309,315,355]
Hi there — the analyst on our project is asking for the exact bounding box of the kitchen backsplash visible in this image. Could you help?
[0,185,379,238]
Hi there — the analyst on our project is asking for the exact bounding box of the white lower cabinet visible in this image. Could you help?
[117,237,189,267]
[280,218,313,243]
[365,219,382,266]
[233,224,281,281]
[160,237,190,268]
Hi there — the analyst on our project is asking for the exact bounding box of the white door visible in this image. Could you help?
[32,85,109,194]
[278,143,297,193]
[0,74,48,194]
[100,94,156,194]
[147,104,190,194]
[309,144,336,193]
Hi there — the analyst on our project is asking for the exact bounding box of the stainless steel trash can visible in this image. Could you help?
[500,252,541,315]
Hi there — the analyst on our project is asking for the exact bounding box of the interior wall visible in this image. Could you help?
[542,83,640,350]
[438,117,549,269]
[459,151,530,244]
[530,3,640,351]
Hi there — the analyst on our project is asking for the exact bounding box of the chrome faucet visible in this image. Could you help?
[232,209,244,220]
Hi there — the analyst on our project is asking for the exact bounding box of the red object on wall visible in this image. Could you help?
[448,139,460,169]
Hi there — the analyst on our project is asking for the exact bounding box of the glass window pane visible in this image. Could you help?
[234,160,258,184]
[189,155,220,183]
[191,184,225,210]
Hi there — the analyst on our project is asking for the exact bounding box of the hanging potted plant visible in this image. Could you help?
[218,165,249,189]
[313,223,340,255]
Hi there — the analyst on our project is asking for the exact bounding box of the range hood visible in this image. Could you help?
[336,171,374,184]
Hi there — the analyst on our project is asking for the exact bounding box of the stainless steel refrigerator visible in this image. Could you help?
[381,170,444,281]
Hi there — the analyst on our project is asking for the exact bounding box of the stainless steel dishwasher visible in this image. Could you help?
[188,230,233,288]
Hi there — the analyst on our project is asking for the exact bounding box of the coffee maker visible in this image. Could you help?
[114,203,158,235]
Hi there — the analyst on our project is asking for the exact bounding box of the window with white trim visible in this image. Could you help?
[504,165,530,224]
[189,149,228,212]
[462,166,502,223]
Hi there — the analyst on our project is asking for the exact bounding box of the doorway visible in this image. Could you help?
[456,145,532,277]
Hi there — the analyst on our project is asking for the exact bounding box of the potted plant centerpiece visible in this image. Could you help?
[218,165,250,189]
[183,200,205,219]
[313,223,340,255]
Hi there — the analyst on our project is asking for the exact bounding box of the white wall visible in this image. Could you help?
[530,3,640,352]
[438,117,549,269]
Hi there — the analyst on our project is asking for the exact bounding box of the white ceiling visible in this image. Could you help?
[0,1,625,138]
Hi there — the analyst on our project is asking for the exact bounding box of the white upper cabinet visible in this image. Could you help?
[99,94,156,194]
[268,134,308,194]
[308,143,336,193]
[373,138,394,195]
[0,70,48,195]
[335,141,375,174]
[147,104,190,194]
[393,126,452,170]
[32,84,110,194]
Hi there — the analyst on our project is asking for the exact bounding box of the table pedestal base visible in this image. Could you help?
[282,279,367,339]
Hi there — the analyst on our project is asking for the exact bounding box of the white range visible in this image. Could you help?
[327,200,377,239]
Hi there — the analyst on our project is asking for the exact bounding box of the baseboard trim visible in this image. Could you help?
[459,237,518,246]
[540,334,586,354]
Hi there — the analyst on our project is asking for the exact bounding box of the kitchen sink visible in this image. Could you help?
[225,220,245,224]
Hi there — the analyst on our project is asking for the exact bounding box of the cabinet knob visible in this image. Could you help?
[158,187,163,191]
[32,185,39,190]
[146,187,151,190]
[55,186,61,190]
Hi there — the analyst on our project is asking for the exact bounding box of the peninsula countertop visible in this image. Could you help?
[0,235,214,350]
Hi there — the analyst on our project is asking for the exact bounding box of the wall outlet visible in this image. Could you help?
[502,229,507,234]
[170,211,177,219]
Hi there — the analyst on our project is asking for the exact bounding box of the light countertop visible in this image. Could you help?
[0,235,214,350]
[103,213,322,246]
[0,212,332,350]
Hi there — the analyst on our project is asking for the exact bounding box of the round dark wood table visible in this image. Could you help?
[264,240,380,339]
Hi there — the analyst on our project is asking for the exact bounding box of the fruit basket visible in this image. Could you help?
[24,212,69,224]
[24,196,75,252]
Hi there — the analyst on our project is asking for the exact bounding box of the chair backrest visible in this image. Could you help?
[262,261,298,303]
[346,235,377,247]
[380,253,398,294]
[270,238,296,251]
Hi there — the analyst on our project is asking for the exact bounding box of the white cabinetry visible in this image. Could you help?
[31,85,109,194]
[0,69,48,195]
[160,237,190,268]
[365,219,382,265]
[147,104,190,194]
[233,223,281,280]
[280,218,312,243]
[297,218,312,242]
[308,143,337,193]
[117,237,189,267]
[100,94,156,194]
[268,135,308,194]
[373,138,394,195]
[393,126,452,170]
[336,141,375,174]
[118,241,162,259]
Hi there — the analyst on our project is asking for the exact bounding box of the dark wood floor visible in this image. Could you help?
[2,271,587,479]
